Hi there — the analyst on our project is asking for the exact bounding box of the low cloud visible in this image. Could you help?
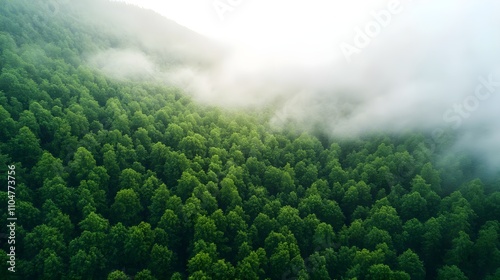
[85,0,500,169]
[89,49,157,80]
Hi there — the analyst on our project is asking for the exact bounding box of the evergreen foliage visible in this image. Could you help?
[0,1,499,279]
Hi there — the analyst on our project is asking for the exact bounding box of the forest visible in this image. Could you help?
[0,0,499,279]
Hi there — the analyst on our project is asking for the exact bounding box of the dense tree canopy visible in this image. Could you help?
[0,1,499,279]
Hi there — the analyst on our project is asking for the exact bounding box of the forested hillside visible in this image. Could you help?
[1,1,499,279]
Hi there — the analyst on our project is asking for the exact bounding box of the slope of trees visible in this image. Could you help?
[1,1,499,279]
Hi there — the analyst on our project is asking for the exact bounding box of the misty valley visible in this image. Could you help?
[0,0,499,280]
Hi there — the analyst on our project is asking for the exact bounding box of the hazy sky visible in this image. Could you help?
[110,0,390,65]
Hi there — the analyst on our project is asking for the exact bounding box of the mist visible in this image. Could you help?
[85,0,500,168]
